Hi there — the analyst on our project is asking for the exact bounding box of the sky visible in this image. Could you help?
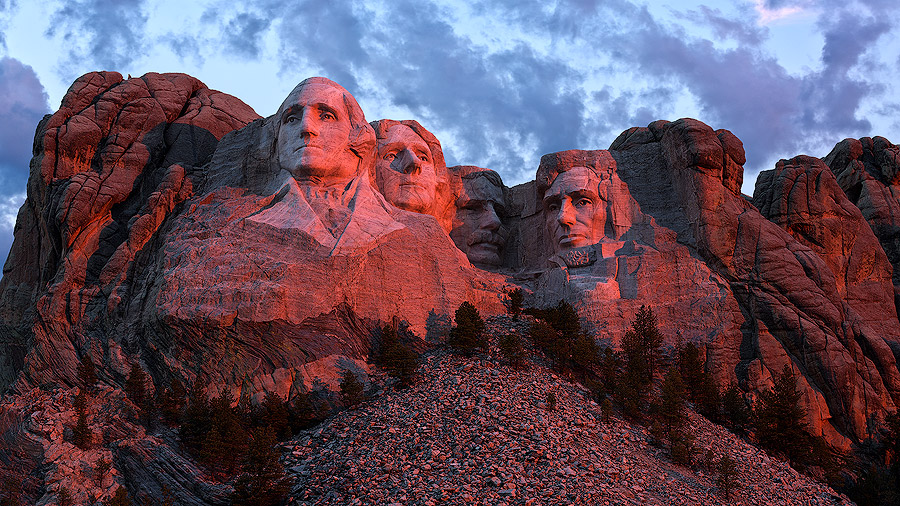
[0,0,898,268]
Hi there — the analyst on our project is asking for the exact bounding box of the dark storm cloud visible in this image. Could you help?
[276,0,373,93]
[224,13,272,59]
[203,0,896,185]
[358,0,587,182]
[692,6,765,46]
[0,57,49,192]
[46,0,148,71]
[0,57,48,266]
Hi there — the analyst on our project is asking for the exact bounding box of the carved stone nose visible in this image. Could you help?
[397,149,421,175]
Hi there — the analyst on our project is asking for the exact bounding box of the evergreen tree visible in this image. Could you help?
[448,301,486,353]
[753,365,813,467]
[621,305,663,384]
[258,392,291,440]
[72,391,92,450]
[499,333,526,369]
[104,486,131,506]
[230,427,291,506]
[504,288,524,320]
[657,368,687,434]
[528,321,558,353]
[77,354,98,393]
[377,324,419,387]
[288,391,320,432]
[722,383,750,432]
[598,347,618,398]
[124,364,149,416]
[340,370,365,408]
[716,455,738,499]
[179,383,211,451]
[158,378,186,426]
[677,342,720,420]
[654,368,694,464]
[617,305,663,419]
[571,333,600,377]
[201,390,248,476]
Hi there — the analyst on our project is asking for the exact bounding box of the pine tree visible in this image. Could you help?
[179,383,211,451]
[340,369,365,408]
[159,378,186,426]
[617,305,663,419]
[124,364,148,415]
[205,390,248,476]
[753,365,812,466]
[716,454,738,499]
[499,333,526,369]
[77,354,98,393]
[104,486,130,506]
[72,390,92,450]
[722,383,750,432]
[288,391,320,432]
[448,301,486,353]
[230,427,291,506]
[258,392,291,440]
[621,305,663,384]
[504,288,524,320]
[377,324,419,387]
[677,342,720,420]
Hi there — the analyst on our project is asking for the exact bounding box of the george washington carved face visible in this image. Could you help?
[275,78,374,186]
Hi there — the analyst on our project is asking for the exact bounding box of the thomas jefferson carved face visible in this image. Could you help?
[374,124,438,213]
[276,82,359,183]
[543,166,605,252]
[450,174,507,267]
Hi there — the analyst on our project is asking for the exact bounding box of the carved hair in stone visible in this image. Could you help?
[536,150,616,254]
[448,166,508,268]
[370,119,452,230]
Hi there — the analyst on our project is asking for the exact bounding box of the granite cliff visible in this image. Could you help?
[0,71,898,502]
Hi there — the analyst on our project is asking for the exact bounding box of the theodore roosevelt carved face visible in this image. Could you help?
[450,169,508,268]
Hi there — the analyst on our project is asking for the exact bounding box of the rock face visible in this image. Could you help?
[824,136,900,314]
[1,72,899,475]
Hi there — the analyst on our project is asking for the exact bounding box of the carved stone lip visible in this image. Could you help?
[557,233,587,247]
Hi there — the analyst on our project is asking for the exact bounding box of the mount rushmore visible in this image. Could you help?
[1,72,900,451]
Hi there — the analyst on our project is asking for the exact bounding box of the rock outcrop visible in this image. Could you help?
[1,71,899,490]
[824,136,900,314]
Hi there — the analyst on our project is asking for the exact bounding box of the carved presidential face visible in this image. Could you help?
[450,175,507,267]
[543,166,605,252]
[374,124,438,213]
[276,82,358,183]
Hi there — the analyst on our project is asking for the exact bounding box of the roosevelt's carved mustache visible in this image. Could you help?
[468,230,507,247]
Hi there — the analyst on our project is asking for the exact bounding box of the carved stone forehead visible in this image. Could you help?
[381,123,429,148]
[544,167,600,197]
[277,77,364,124]
[460,176,505,203]
[536,149,616,197]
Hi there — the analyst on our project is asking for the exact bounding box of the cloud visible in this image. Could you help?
[0,57,48,267]
[0,57,49,191]
[46,0,148,71]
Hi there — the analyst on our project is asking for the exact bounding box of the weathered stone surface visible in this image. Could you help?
[371,119,453,231]
[447,166,509,269]
[824,136,900,314]
[1,70,899,486]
